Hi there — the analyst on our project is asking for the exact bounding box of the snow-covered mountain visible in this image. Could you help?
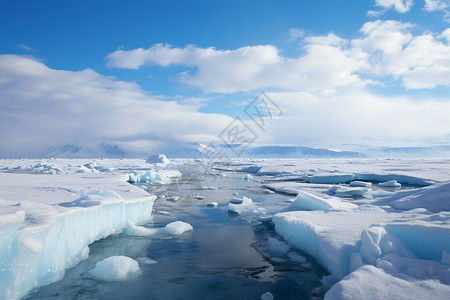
[245,146,363,158]
[43,141,450,159]
[45,141,128,158]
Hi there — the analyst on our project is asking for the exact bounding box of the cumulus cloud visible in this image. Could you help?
[107,20,450,92]
[368,0,414,16]
[424,0,449,11]
[106,41,369,93]
[0,55,232,157]
[353,20,450,89]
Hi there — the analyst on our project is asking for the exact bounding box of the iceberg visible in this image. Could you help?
[145,154,171,164]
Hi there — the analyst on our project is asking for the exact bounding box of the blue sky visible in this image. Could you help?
[1,0,450,157]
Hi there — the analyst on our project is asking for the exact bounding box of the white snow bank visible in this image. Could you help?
[325,265,450,300]
[123,221,193,238]
[0,172,155,300]
[290,190,357,211]
[385,181,450,213]
[127,169,181,184]
[89,256,140,281]
[145,154,171,164]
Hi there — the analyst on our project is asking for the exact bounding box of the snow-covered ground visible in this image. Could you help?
[1,158,449,299]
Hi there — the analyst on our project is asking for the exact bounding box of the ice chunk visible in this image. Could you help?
[227,196,266,216]
[354,174,431,186]
[349,181,372,187]
[261,291,274,300]
[206,202,218,208]
[145,154,171,164]
[165,221,193,235]
[330,186,370,198]
[378,180,401,188]
[273,209,394,279]
[376,254,450,284]
[324,265,450,300]
[137,257,157,265]
[127,169,181,184]
[290,190,357,211]
[89,256,140,281]
[124,221,193,238]
[387,182,450,212]
[306,173,354,184]
[243,174,253,181]
[268,237,290,256]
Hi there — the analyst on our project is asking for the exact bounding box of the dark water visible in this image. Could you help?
[26,166,328,300]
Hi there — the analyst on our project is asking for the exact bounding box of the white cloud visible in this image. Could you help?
[353,20,450,89]
[423,0,450,22]
[287,28,305,42]
[424,0,449,11]
[0,55,232,157]
[106,41,369,94]
[374,0,414,13]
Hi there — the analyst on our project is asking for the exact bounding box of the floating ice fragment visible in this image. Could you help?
[124,221,193,238]
[349,181,372,188]
[287,252,307,264]
[378,180,401,188]
[268,237,290,257]
[261,292,273,300]
[227,196,266,215]
[243,174,253,181]
[207,202,218,208]
[89,256,140,281]
[137,257,157,265]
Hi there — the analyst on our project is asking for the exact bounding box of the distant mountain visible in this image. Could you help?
[45,141,128,158]
[342,145,450,158]
[43,141,450,159]
[244,146,364,158]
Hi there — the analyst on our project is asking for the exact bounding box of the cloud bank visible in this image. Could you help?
[106,20,450,93]
[0,55,232,157]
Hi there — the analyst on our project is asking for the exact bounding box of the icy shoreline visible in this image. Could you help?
[0,165,159,300]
